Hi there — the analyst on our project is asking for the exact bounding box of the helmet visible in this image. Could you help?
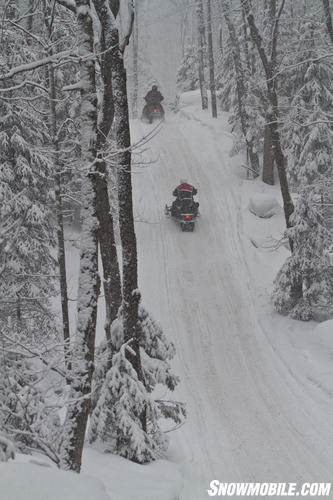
[180,178,188,184]
[152,85,158,91]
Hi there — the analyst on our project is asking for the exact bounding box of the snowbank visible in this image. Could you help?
[0,459,110,500]
[83,447,182,500]
[248,193,282,218]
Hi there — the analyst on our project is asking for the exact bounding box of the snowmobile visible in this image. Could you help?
[165,197,199,232]
[141,102,165,124]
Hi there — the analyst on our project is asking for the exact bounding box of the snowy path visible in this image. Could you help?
[132,104,333,499]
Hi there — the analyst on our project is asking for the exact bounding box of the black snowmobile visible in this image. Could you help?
[165,195,199,232]
[141,102,164,124]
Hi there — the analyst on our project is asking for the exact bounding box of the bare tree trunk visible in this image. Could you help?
[206,0,217,118]
[223,1,259,176]
[44,11,71,373]
[132,6,139,118]
[96,23,121,341]
[60,0,100,472]
[93,0,146,431]
[322,0,333,44]
[48,64,71,369]
[262,119,274,185]
[196,0,208,110]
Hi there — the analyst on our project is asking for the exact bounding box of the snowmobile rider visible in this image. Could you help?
[173,180,198,200]
[171,180,199,216]
[144,85,164,106]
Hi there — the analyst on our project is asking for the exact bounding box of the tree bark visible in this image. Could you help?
[262,119,274,185]
[96,19,122,341]
[48,64,71,371]
[206,0,217,118]
[196,0,208,110]
[60,0,100,472]
[44,11,71,374]
[93,0,146,431]
[131,7,139,118]
[322,0,333,44]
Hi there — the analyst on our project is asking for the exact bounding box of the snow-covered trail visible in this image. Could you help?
[132,102,333,499]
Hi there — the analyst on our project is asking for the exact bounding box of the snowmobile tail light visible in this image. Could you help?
[185,215,191,219]
[153,109,158,113]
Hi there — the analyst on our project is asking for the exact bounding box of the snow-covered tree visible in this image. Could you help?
[0,325,63,463]
[176,38,199,93]
[273,188,333,320]
[89,306,185,463]
[284,21,333,187]
[89,341,168,463]
[0,23,56,332]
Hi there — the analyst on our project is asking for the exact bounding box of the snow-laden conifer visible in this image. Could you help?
[90,341,168,463]
[176,39,199,93]
[89,306,185,462]
[272,188,333,320]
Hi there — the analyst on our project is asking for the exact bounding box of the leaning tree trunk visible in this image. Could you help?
[223,1,259,176]
[60,0,100,472]
[93,0,146,431]
[196,0,208,110]
[206,0,217,118]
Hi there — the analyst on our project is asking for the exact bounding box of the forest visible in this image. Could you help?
[0,0,332,494]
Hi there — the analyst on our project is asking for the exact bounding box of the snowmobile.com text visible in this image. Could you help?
[207,481,332,497]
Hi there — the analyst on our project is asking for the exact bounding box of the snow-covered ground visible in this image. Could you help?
[131,90,333,498]
[2,90,333,499]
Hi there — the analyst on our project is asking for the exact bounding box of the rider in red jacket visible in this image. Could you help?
[173,181,198,199]
[171,180,199,216]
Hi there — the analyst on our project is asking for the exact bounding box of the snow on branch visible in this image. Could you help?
[0,80,48,93]
[0,50,78,80]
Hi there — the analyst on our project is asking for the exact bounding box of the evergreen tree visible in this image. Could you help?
[176,39,199,93]
[89,341,168,463]
[89,306,185,463]
[283,19,333,185]
[273,188,333,320]
[0,24,56,332]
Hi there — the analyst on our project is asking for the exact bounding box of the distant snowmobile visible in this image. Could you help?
[165,181,199,232]
[141,85,165,124]
[141,102,164,123]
